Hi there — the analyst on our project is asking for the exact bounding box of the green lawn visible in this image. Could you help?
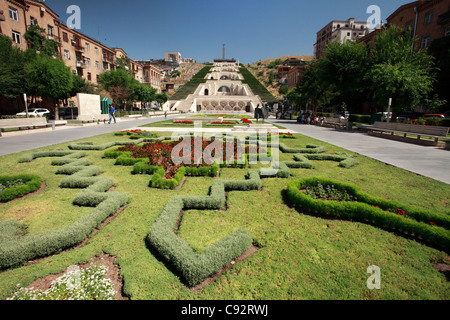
[0,131,448,300]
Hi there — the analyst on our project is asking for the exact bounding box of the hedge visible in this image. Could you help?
[0,174,42,203]
[146,169,263,286]
[287,177,450,252]
[0,150,128,270]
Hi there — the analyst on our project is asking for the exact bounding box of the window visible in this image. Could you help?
[30,16,38,26]
[95,47,98,55]
[11,30,21,44]
[87,72,92,81]
[48,25,54,36]
[9,7,18,21]
[405,20,413,30]
[95,61,99,69]
[85,43,90,52]
[86,58,91,67]
[424,10,434,25]
[421,35,431,48]
[64,49,70,60]
[62,32,68,42]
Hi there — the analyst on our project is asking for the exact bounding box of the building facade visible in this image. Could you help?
[386,0,450,51]
[0,0,162,113]
[314,17,371,59]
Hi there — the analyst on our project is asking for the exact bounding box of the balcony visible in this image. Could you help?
[76,60,87,68]
[47,34,61,42]
[103,55,115,64]
[74,44,85,52]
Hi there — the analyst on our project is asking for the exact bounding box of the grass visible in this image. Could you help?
[0,131,449,300]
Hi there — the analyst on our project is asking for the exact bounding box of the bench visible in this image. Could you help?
[322,117,348,130]
[0,117,49,132]
[367,121,449,146]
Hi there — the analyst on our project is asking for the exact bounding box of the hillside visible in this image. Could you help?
[246,55,313,99]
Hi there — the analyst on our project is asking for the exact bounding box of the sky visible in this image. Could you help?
[45,0,411,64]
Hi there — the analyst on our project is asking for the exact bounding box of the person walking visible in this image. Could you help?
[109,104,116,124]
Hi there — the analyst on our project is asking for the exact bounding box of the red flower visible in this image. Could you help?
[430,222,437,226]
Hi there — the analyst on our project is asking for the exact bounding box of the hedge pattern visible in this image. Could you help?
[0,151,128,270]
[279,143,358,170]
[146,169,264,287]
[287,177,450,252]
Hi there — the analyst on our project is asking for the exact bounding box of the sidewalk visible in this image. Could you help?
[267,118,450,185]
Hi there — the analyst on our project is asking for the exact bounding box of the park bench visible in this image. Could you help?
[366,121,449,146]
[0,117,50,133]
[322,117,348,130]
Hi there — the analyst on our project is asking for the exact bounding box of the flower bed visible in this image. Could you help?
[241,118,252,124]
[114,130,156,139]
[0,175,42,202]
[173,120,194,124]
[287,177,450,251]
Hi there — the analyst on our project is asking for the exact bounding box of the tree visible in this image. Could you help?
[294,61,336,113]
[0,35,26,98]
[98,69,135,106]
[155,93,168,105]
[132,81,157,108]
[365,25,435,115]
[318,40,370,107]
[24,54,73,103]
[24,24,60,57]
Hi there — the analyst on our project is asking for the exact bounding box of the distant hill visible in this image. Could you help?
[246,55,313,99]
[256,55,314,65]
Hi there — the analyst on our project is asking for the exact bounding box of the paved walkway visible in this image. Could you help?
[267,118,450,185]
[1,114,448,184]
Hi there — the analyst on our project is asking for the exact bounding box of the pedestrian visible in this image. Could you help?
[164,111,167,119]
[109,104,116,124]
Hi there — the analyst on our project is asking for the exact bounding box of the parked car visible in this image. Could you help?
[444,110,450,118]
[423,114,445,119]
[16,108,50,117]
[396,111,424,121]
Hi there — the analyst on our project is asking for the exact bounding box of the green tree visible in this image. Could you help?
[365,25,435,114]
[131,81,157,108]
[98,69,135,106]
[294,61,336,112]
[155,93,168,105]
[0,35,27,98]
[24,54,73,103]
[24,24,60,57]
[318,40,370,106]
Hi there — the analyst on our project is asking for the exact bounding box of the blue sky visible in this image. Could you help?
[45,0,410,64]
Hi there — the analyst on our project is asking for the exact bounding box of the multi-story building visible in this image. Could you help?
[287,64,307,91]
[164,51,182,65]
[0,0,162,113]
[386,0,450,51]
[314,17,371,59]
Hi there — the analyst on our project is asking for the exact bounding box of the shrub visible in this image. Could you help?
[0,175,42,202]
[0,151,128,270]
[145,171,262,286]
[287,177,450,251]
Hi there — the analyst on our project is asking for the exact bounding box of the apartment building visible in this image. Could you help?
[314,17,371,59]
[386,0,450,50]
[0,0,162,105]
[287,64,307,91]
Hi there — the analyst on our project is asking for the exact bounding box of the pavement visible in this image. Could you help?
[267,118,450,185]
[1,114,449,185]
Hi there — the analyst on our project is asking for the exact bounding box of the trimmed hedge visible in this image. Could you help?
[0,151,128,270]
[287,177,450,252]
[0,174,42,202]
[146,170,263,286]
